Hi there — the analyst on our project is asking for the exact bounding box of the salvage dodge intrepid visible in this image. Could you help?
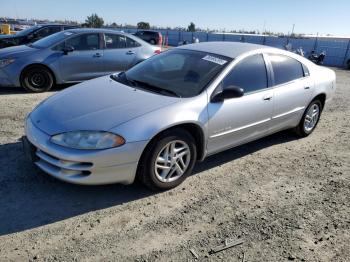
[23,42,336,190]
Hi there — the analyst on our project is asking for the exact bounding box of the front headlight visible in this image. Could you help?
[51,131,125,150]
[0,58,15,68]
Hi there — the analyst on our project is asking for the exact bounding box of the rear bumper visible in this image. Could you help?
[24,116,149,185]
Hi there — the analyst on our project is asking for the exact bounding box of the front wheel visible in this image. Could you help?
[294,100,322,137]
[138,129,197,191]
[21,65,54,93]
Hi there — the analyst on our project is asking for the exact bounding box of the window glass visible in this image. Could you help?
[222,54,268,93]
[270,54,304,85]
[124,49,231,97]
[126,37,140,48]
[105,34,126,49]
[35,26,60,38]
[65,33,99,50]
[302,64,310,77]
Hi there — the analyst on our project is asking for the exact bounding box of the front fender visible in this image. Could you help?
[110,92,209,144]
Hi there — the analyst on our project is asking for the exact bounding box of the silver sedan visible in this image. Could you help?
[0,28,159,92]
[23,42,336,190]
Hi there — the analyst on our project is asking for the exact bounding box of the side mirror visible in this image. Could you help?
[211,85,244,102]
[63,45,74,55]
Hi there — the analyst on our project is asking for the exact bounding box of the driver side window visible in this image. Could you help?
[222,54,268,94]
[65,33,100,51]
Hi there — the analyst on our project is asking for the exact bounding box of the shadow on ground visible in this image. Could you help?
[0,131,298,236]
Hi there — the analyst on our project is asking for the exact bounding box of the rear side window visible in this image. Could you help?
[222,54,268,93]
[302,64,310,77]
[105,34,126,49]
[269,54,304,85]
[126,37,141,48]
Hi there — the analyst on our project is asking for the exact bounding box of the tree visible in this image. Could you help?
[187,22,195,32]
[137,22,150,29]
[85,13,104,28]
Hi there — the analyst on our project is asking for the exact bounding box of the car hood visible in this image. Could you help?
[30,76,180,135]
[0,44,37,58]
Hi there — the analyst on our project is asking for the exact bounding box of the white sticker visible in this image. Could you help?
[202,55,227,65]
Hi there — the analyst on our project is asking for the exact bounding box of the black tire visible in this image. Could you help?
[137,129,197,191]
[294,99,323,137]
[149,39,156,45]
[21,65,54,93]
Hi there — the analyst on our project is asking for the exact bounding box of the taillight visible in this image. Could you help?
[158,34,162,45]
[154,49,161,54]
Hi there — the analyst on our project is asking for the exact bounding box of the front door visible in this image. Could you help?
[59,33,105,82]
[207,54,274,155]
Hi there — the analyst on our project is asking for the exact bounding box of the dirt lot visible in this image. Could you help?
[0,68,349,262]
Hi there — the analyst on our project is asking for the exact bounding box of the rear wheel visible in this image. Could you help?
[21,65,54,93]
[138,129,197,191]
[149,39,156,45]
[294,99,322,137]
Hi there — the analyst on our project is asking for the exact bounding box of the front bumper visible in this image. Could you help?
[24,117,149,185]
[0,68,16,87]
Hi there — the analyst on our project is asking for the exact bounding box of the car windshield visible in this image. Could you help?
[29,31,75,49]
[114,49,231,98]
[15,25,42,37]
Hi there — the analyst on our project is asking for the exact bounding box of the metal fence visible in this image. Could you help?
[115,28,350,68]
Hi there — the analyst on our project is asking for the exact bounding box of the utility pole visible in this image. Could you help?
[291,24,295,37]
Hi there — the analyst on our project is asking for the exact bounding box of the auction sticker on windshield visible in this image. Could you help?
[202,55,227,65]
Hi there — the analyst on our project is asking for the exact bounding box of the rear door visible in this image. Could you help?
[102,33,141,73]
[267,54,313,132]
[207,54,274,154]
[58,33,105,82]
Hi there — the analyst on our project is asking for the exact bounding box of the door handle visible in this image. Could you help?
[93,53,102,58]
[126,50,135,55]
[263,95,273,101]
[304,86,310,89]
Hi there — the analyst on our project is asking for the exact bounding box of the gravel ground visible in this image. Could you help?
[0,68,349,262]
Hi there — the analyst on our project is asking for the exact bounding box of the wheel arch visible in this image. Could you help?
[139,122,206,163]
[20,63,57,85]
[313,93,326,109]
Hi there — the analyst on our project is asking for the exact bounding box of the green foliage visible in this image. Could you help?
[187,22,195,32]
[137,22,151,29]
[85,13,104,28]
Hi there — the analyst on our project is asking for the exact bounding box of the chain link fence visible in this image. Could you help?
[114,28,350,68]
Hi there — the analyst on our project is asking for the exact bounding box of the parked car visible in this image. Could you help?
[0,28,160,92]
[0,24,78,49]
[23,42,336,190]
[133,30,162,45]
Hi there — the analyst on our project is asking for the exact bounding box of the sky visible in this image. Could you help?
[1,0,349,36]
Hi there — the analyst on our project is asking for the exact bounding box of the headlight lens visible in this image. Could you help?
[0,58,15,68]
[51,131,125,150]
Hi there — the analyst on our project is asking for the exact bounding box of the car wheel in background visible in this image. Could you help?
[138,129,197,191]
[149,39,156,45]
[294,99,322,137]
[21,65,54,93]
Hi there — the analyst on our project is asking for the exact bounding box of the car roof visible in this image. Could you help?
[177,41,270,58]
[66,28,128,34]
[37,23,78,27]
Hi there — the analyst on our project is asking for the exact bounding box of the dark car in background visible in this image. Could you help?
[0,24,79,49]
[133,30,162,45]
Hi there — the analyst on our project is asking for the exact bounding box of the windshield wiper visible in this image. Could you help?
[110,72,138,87]
[131,79,181,98]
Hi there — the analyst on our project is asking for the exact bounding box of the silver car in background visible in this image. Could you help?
[23,42,336,190]
[0,29,160,92]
